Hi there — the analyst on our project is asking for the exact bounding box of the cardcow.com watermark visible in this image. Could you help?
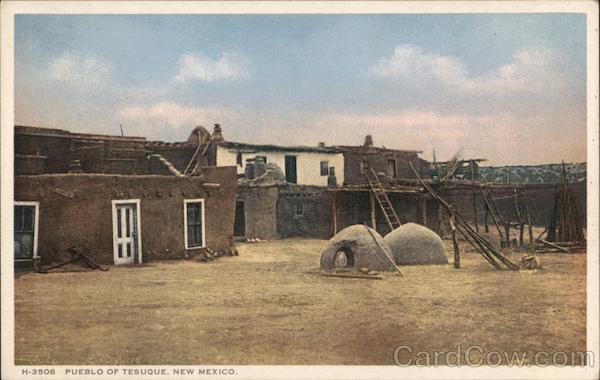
[394,345,595,367]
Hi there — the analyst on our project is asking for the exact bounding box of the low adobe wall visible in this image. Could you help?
[332,191,440,237]
[439,182,586,228]
[236,185,279,240]
[14,167,237,264]
[277,185,333,239]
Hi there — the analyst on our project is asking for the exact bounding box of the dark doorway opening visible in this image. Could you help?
[285,155,297,183]
[233,200,245,237]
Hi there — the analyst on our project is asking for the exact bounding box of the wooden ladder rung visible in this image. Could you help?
[364,167,402,230]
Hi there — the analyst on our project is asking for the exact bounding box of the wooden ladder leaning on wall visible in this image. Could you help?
[183,136,213,176]
[362,166,402,231]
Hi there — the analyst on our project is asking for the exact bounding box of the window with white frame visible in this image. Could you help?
[295,203,304,217]
[184,199,205,249]
[14,202,39,260]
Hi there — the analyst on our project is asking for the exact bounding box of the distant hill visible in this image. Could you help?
[478,163,586,184]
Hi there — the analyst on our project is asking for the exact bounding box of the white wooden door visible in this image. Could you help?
[114,203,138,265]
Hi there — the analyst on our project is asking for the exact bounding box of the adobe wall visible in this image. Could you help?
[342,150,428,184]
[439,182,587,228]
[277,186,333,239]
[236,185,279,240]
[14,167,238,264]
[15,126,218,176]
[388,194,440,234]
[15,155,47,175]
[334,192,371,232]
[15,126,148,175]
[333,191,440,237]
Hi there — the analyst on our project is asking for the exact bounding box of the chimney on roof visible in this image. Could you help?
[212,123,224,143]
[318,142,325,148]
[364,135,373,147]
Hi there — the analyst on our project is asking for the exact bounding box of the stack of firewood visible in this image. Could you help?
[547,163,584,244]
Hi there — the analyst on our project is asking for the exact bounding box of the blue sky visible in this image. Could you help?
[15,13,586,165]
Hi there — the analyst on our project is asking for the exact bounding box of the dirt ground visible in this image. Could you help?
[14,237,586,365]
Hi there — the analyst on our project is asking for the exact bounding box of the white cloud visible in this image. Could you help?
[369,44,561,94]
[315,110,577,165]
[48,50,112,85]
[175,52,249,82]
[117,101,236,128]
[122,85,171,101]
[330,111,472,131]
[325,110,541,136]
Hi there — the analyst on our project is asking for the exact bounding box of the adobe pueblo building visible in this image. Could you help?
[14,125,237,268]
[14,124,586,269]
[223,134,442,241]
[217,140,346,240]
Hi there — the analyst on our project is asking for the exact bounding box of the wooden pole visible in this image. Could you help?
[538,241,582,247]
[370,192,377,231]
[457,214,517,270]
[473,193,479,233]
[522,195,535,253]
[322,272,383,280]
[513,188,522,221]
[420,196,428,227]
[535,226,549,241]
[450,214,460,269]
[528,213,535,253]
[363,224,403,277]
[489,190,505,224]
[455,223,501,268]
[519,223,525,247]
[438,203,446,238]
[484,202,489,232]
[481,187,503,239]
[332,194,338,235]
[408,162,518,271]
[458,213,518,269]
[504,222,511,248]
[537,239,570,253]
[183,143,203,175]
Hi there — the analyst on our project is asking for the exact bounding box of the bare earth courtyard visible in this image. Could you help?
[14,239,586,365]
